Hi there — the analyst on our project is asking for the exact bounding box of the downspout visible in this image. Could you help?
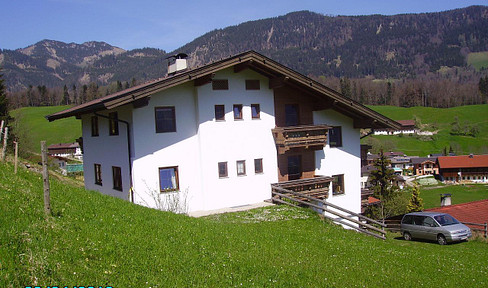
[94,112,134,202]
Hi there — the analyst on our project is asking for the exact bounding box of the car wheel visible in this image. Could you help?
[403,232,412,241]
[437,234,447,245]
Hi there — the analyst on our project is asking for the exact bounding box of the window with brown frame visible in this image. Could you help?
[94,163,102,185]
[159,166,179,192]
[109,112,119,136]
[251,104,260,119]
[245,79,260,90]
[218,162,228,178]
[112,166,122,191]
[332,174,345,195]
[155,106,176,133]
[329,126,342,147]
[254,158,263,174]
[215,105,225,121]
[91,116,99,137]
[233,104,243,120]
[212,79,229,90]
[236,160,246,176]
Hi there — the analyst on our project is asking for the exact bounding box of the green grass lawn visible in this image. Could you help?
[467,51,488,71]
[420,183,488,209]
[10,106,81,153]
[365,105,488,156]
[1,161,487,287]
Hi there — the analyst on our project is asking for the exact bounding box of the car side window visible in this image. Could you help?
[423,217,436,227]
[413,216,424,225]
[402,215,413,224]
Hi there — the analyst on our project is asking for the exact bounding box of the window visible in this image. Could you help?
[329,126,342,147]
[109,112,119,136]
[245,79,260,90]
[218,162,228,178]
[287,155,302,180]
[159,167,179,192]
[155,107,176,133]
[91,116,99,137]
[212,79,229,90]
[254,158,263,174]
[112,166,122,191]
[236,160,246,176]
[215,105,225,121]
[251,104,260,119]
[332,174,345,195]
[233,104,243,120]
[94,164,102,185]
[285,104,299,126]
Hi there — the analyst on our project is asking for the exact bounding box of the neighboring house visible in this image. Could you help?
[374,120,416,135]
[48,142,83,160]
[46,51,400,215]
[411,157,439,176]
[437,154,488,183]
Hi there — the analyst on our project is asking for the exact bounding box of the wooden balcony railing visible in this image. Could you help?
[272,125,330,153]
[271,176,333,200]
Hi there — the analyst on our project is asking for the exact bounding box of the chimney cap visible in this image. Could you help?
[166,53,188,60]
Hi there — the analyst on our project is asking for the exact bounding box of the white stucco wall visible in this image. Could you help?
[82,106,132,200]
[129,68,278,213]
[313,109,361,216]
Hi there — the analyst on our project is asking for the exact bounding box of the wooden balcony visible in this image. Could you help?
[272,125,330,153]
[271,176,333,201]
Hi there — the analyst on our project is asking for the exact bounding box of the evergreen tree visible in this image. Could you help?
[406,184,424,213]
[63,85,70,105]
[0,70,9,123]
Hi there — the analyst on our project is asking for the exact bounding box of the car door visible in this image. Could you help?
[422,216,439,241]
[411,216,426,238]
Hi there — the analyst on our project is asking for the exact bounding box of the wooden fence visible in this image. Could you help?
[462,222,488,238]
[271,184,386,240]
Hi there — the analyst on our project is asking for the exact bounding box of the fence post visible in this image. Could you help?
[14,141,18,174]
[1,127,8,161]
[41,141,51,216]
[485,223,487,238]
[0,120,4,142]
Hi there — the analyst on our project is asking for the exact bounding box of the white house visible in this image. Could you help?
[47,51,400,215]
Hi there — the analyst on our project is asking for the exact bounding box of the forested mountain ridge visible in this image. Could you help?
[1,6,487,98]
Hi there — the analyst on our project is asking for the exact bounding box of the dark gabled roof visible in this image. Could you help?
[46,51,401,130]
[411,157,437,165]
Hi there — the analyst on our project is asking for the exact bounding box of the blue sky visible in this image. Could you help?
[1,0,487,51]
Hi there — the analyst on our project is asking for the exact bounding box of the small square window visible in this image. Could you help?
[332,174,345,195]
[159,166,179,192]
[218,162,228,178]
[254,158,263,174]
[155,107,176,133]
[215,105,225,121]
[245,79,260,90]
[91,116,99,137]
[329,126,342,148]
[233,104,243,120]
[212,79,229,90]
[237,160,246,176]
[112,166,122,191]
[109,112,119,136]
[94,163,102,185]
[251,104,260,119]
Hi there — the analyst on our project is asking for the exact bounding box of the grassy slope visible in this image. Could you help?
[10,106,81,152]
[420,184,488,209]
[1,161,487,287]
[366,105,488,156]
[467,51,488,71]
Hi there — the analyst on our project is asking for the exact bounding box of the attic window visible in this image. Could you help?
[212,79,229,90]
[245,80,260,90]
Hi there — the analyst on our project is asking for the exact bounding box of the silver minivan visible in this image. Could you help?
[400,212,472,245]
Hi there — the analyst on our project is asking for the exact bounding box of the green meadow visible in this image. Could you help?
[467,51,488,71]
[1,161,487,287]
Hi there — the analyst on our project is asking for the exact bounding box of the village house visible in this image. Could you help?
[46,51,400,215]
[437,154,488,183]
[47,142,83,160]
[411,156,439,176]
[373,120,416,135]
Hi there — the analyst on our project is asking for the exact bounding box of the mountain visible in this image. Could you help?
[1,6,487,92]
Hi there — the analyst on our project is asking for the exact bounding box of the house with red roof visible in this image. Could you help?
[437,154,488,183]
[374,119,416,135]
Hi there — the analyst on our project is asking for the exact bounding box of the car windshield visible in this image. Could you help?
[434,214,460,226]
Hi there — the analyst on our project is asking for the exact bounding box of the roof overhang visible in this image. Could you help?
[46,50,401,130]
